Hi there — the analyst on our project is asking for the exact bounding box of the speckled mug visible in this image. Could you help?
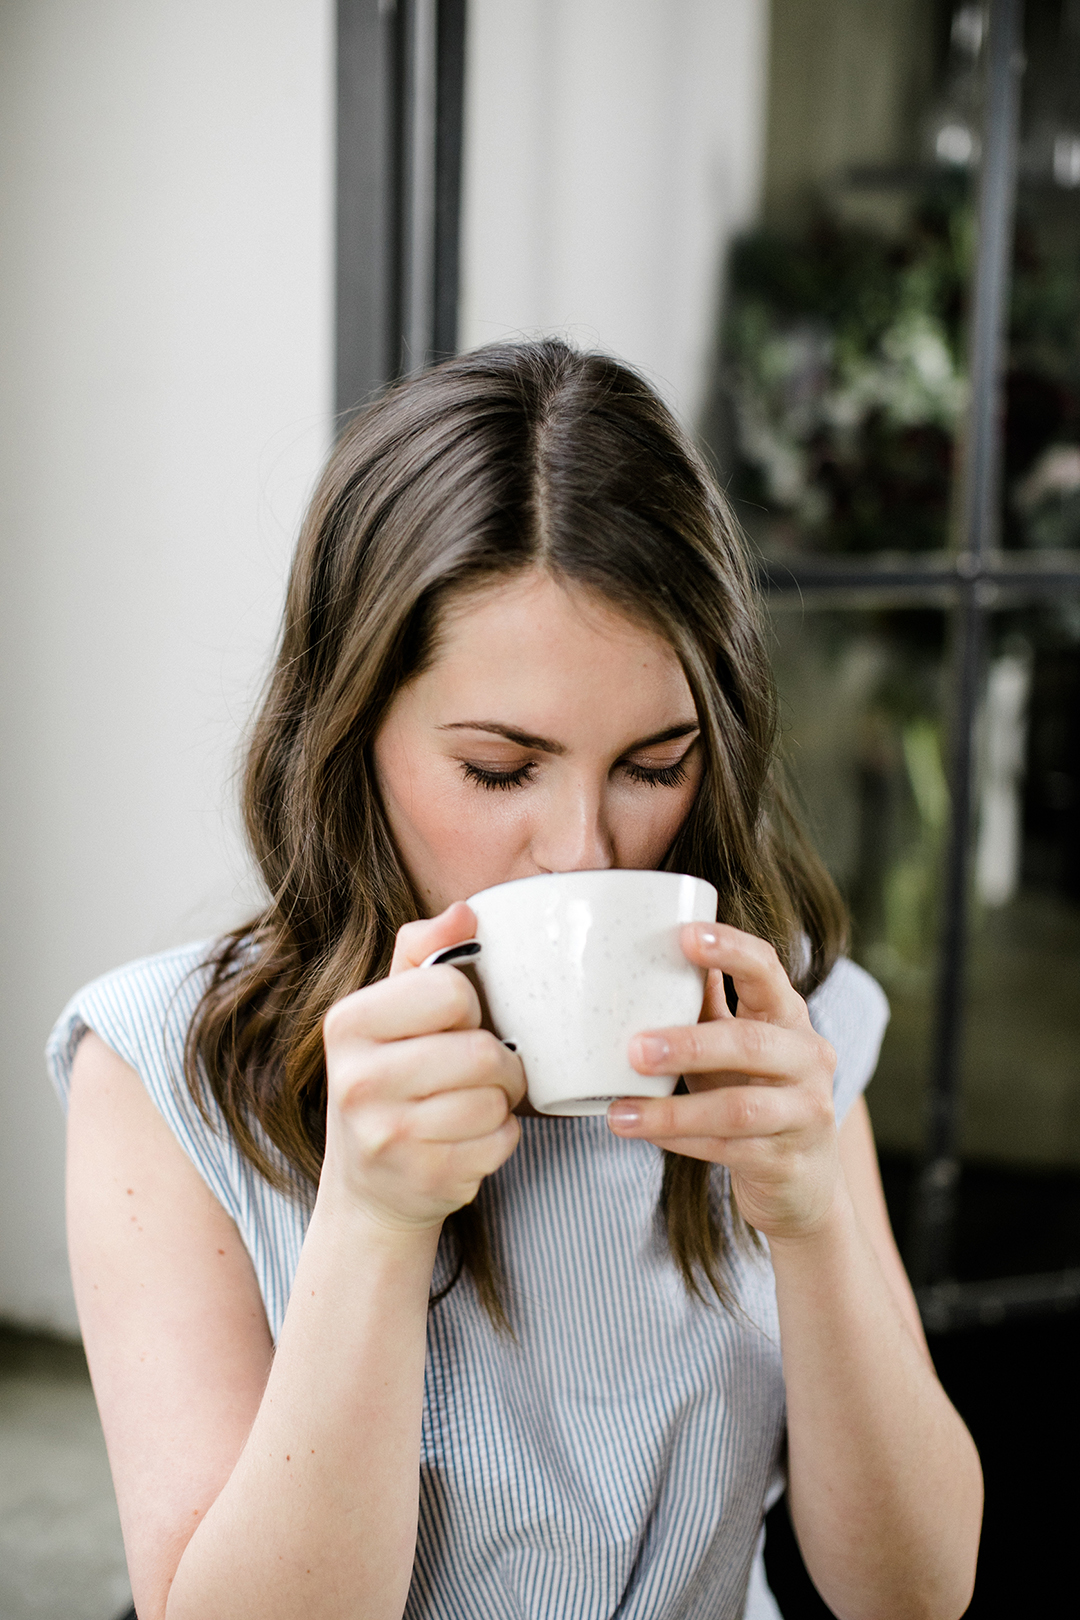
[463,870,717,1116]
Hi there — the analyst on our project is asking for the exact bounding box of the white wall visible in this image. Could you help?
[459,0,769,427]
[0,0,334,1333]
[0,0,766,1336]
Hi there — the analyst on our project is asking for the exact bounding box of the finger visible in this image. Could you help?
[341,1027,526,1109]
[679,923,807,1027]
[608,1083,815,1143]
[325,963,482,1047]
[390,902,477,976]
[699,967,734,1024]
[628,1017,832,1086]
[365,1114,522,1208]
[436,1112,522,1186]
[406,1084,516,1144]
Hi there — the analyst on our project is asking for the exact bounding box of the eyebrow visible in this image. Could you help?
[437,721,700,755]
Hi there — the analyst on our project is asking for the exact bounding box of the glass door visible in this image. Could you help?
[721,0,1080,1326]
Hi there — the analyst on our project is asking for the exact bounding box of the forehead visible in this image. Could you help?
[415,570,695,728]
[440,568,665,647]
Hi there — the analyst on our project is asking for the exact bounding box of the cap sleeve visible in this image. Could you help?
[806,957,890,1126]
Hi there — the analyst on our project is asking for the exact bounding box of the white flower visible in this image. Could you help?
[1014,444,1080,511]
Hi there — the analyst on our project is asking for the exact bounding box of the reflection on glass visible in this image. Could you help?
[719,3,1080,561]
[769,606,948,1151]
[715,4,980,559]
[1005,1,1080,550]
[725,206,970,556]
[963,602,1080,1167]
[773,598,1080,1178]
[925,5,985,172]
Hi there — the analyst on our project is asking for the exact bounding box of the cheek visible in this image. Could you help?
[414,777,520,858]
[612,775,702,864]
[376,736,527,881]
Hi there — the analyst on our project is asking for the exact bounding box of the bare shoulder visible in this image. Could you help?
[67,1032,274,1615]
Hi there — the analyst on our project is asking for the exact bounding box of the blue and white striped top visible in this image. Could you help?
[47,941,888,1620]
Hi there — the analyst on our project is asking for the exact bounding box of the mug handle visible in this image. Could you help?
[419,939,481,970]
[418,939,517,1052]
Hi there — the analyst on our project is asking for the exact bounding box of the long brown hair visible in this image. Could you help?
[185,339,846,1324]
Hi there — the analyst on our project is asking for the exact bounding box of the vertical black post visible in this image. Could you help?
[434,0,467,358]
[335,0,400,419]
[908,0,1024,1289]
[401,0,467,369]
[336,1,467,417]
[399,0,438,372]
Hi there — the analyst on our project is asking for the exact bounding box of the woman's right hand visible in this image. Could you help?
[319,901,525,1233]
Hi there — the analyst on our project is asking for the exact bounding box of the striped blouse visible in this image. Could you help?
[47,941,888,1620]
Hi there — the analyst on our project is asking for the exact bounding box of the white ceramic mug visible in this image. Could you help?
[425,869,717,1116]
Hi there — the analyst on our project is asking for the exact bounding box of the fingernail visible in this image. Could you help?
[635,1034,670,1067]
[608,1102,641,1130]
[697,925,719,948]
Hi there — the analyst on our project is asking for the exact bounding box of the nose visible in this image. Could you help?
[530,774,614,873]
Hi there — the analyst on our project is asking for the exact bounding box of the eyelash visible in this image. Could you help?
[625,759,689,789]
[460,757,690,792]
[461,761,538,791]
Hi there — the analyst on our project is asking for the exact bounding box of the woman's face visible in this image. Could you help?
[374,570,704,915]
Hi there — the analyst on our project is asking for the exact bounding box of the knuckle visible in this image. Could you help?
[472,1029,505,1076]
[473,1092,510,1140]
[682,1028,707,1067]
[339,1064,380,1109]
[737,1020,770,1065]
[808,1086,836,1130]
[432,965,478,1025]
[485,1116,522,1171]
[815,1036,838,1080]
[729,1092,758,1133]
[356,1104,403,1157]
[739,934,776,974]
[485,1084,511,1125]
[322,993,358,1045]
[653,1099,678,1136]
[500,1114,522,1158]
[395,918,428,952]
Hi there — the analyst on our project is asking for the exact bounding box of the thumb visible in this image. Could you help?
[389,901,477,977]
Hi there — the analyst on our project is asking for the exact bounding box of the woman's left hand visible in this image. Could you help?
[607,922,840,1243]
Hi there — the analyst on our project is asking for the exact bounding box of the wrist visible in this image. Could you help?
[762,1176,857,1260]
[310,1183,445,1261]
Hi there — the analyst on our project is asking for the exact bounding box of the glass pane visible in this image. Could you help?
[957,600,1080,1272]
[1004,1,1080,550]
[769,603,949,1151]
[715,1,978,559]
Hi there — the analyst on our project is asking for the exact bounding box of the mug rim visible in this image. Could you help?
[466,868,717,909]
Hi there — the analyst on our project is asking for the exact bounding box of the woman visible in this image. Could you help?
[50,340,981,1620]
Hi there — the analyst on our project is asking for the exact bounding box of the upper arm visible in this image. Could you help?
[67,1031,275,1619]
[837,1096,931,1365]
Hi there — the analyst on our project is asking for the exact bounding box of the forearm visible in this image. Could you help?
[165,1198,440,1620]
[770,1188,981,1620]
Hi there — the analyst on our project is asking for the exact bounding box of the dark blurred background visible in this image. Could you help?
[2,3,1077,1617]
[720,2,1080,1612]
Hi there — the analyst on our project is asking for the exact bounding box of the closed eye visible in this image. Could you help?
[460,740,698,792]
[624,758,689,787]
[622,738,698,788]
[461,760,537,791]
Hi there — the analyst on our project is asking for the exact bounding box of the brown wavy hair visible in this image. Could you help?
[185,339,846,1326]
